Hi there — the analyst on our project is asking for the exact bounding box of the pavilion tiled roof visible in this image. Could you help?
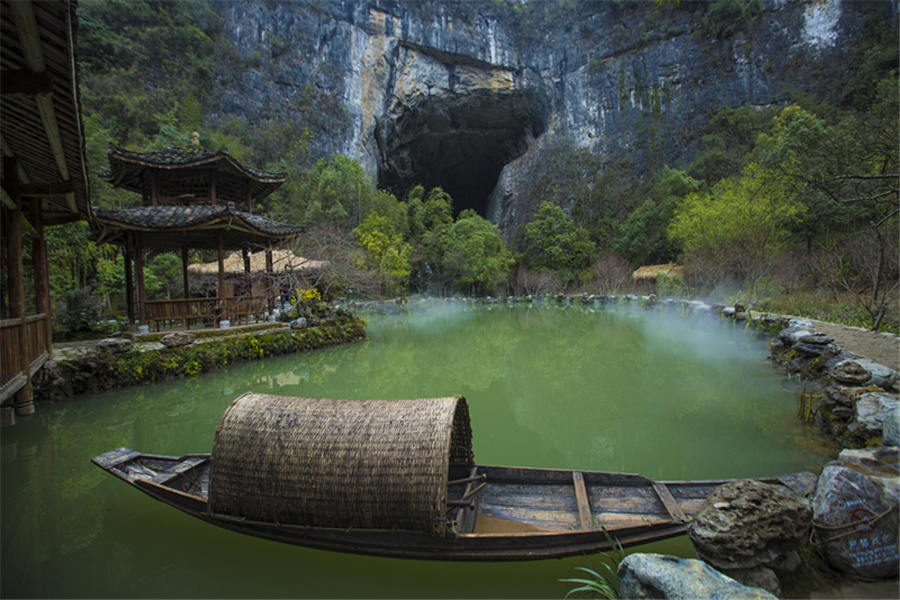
[92,203,303,249]
[100,144,286,200]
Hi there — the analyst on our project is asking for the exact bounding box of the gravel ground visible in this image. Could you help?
[808,320,899,371]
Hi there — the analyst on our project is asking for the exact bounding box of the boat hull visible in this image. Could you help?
[93,448,814,561]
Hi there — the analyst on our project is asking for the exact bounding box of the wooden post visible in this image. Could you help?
[242,246,251,297]
[30,198,51,357]
[135,232,146,326]
[124,233,134,324]
[181,247,190,299]
[150,170,159,206]
[8,203,34,415]
[265,248,275,316]
[217,231,226,324]
[210,169,217,205]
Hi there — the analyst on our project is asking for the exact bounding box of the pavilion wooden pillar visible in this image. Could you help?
[181,247,190,299]
[134,232,146,326]
[6,201,33,415]
[124,233,135,324]
[30,198,51,357]
[265,248,275,316]
[217,231,226,324]
[242,246,251,297]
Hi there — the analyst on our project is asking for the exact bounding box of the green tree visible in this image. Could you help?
[523,202,597,285]
[758,80,899,328]
[147,252,183,300]
[443,211,515,295]
[282,155,376,229]
[353,212,412,297]
[669,164,804,302]
[616,167,700,265]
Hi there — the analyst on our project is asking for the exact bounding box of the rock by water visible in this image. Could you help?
[812,447,899,579]
[617,553,777,599]
[688,479,813,571]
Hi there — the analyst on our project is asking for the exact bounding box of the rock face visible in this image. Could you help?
[203,0,889,237]
[617,553,777,600]
[688,480,812,571]
[812,447,900,578]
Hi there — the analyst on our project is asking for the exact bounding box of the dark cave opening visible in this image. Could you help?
[376,90,546,218]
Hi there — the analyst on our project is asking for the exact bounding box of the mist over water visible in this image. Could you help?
[1,301,835,598]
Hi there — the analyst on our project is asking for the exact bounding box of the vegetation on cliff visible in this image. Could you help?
[37,0,898,337]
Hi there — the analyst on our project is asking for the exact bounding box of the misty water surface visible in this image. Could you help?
[1,302,835,598]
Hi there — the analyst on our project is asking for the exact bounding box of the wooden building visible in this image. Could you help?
[1,0,92,417]
[92,145,304,331]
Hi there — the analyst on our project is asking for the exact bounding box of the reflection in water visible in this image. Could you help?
[1,302,835,598]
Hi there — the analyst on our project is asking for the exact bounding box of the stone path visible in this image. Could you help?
[808,320,899,371]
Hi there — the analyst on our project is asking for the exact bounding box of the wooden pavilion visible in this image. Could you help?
[92,144,303,331]
[1,0,92,417]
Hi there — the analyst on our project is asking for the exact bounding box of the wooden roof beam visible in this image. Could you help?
[0,70,53,95]
[0,135,32,185]
[1,187,17,210]
[10,1,71,183]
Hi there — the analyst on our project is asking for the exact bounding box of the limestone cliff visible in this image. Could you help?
[205,0,894,236]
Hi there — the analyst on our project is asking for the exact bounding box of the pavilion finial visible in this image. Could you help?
[192,131,200,147]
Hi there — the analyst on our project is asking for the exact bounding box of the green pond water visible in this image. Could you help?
[1,302,836,598]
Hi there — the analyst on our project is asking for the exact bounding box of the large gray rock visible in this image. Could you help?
[830,360,873,386]
[812,447,899,578]
[854,359,899,391]
[851,392,900,438]
[290,317,308,330]
[617,553,777,600]
[96,338,133,354]
[160,332,196,348]
[883,407,900,446]
[777,326,817,346]
[688,480,812,570]
[831,358,899,391]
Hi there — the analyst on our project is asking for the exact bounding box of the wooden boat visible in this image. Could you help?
[92,393,814,561]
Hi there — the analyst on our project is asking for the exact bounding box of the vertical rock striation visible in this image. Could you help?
[205,0,889,235]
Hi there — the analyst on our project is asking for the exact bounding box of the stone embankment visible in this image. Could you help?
[614,300,898,599]
[27,313,366,406]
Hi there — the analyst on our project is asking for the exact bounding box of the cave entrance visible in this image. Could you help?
[375,90,546,218]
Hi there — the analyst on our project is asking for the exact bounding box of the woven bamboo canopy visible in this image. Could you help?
[187,249,325,275]
[208,394,474,537]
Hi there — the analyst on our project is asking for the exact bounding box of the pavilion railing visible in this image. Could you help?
[143,296,270,331]
[0,314,50,403]
[222,296,269,325]
[144,298,218,331]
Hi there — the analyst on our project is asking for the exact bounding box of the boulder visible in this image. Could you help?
[831,360,872,386]
[719,565,781,598]
[617,553,777,600]
[854,359,899,391]
[851,392,900,438]
[788,317,815,328]
[812,447,899,578]
[688,479,812,570]
[798,333,834,346]
[160,332,196,348]
[777,326,816,345]
[290,317,308,330]
[883,407,900,447]
[96,338,133,354]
